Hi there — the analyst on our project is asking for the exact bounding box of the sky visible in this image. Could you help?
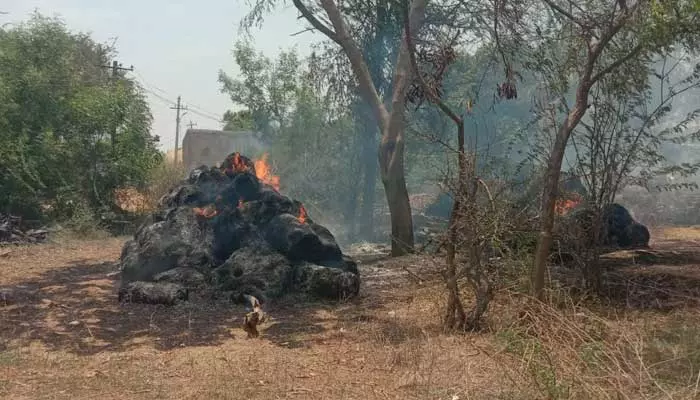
[2,0,321,152]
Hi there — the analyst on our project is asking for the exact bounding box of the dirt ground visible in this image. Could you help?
[1,227,700,400]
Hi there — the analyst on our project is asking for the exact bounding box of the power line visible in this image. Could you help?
[142,87,177,106]
[187,108,223,122]
[186,103,224,120]
[132,71,170,96]
[140,85,223,126]
[132,71,224,120]
[139,82,223,121]
[181,104,221,120]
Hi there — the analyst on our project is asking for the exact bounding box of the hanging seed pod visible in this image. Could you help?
[497,80,518,100]
[496,63,519,100]
[406,43,458,107]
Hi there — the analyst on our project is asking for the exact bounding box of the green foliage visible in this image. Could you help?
[0,13,161,223]
[219,41,543,227]
[218,40,301,141]
[571,52,700,207]
[222,109,254,131]
[406,46,539,188]
[645,0,700,52]
[62,200,105,238]
[219,39,359,225]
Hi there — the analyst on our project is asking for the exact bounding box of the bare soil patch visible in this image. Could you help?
[1,228,699,399]
[599,226,700,309]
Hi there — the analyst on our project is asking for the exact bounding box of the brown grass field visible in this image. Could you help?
[1,227,700,399]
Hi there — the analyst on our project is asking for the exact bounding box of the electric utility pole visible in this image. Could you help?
[99,60,133,149]
[101,60,134,79]
[170,96,188,164]
[187,120,197,130]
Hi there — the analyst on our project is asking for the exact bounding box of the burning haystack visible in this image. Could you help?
[118,152,360,305]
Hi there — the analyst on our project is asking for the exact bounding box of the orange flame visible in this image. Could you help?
[222,152,281,191]
[254,153,281,192]
[193,205,218,218]
[555,194,582,216]
[232,153,249,173]
[297,204,307,224]
[221,152,252,175]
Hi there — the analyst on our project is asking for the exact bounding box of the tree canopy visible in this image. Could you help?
[0,13,161,222]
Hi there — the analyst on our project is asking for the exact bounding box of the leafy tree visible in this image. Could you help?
[222,109,255,131]
[559,52,700,289]
[241,0,436,256]
[218,40,301,142]
[327,0,403,241]
[219,39,362,233]
[494,0,700,298]
[0,13,160,223]
[571,54,700,206]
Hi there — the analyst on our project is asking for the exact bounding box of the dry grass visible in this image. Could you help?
[652,226,700,242]
[1,227,699,399]
[142,162,187,210]
[113,161,186,215]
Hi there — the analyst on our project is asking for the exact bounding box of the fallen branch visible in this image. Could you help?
[402,266,425,284]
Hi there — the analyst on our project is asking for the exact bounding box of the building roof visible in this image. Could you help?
[184,129,261,138]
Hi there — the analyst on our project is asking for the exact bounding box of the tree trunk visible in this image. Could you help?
[444,197,467,329]
[529,0,641,299]
[532,101,588,299]
[374,8,427,255]
[344,133,361,240]
[308,0,426,256]
[463,169,492,330]
[359,121,378,240]
[444,120,467,329]
[357,3,388,242]
[379,132,414,255]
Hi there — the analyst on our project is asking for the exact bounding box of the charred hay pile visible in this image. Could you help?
[118,152,360,305]
[562,203,651,249]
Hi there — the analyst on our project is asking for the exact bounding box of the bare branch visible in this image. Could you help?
[476,177,496,214]
[289,27,315,37]
[540,0,589,30]
[590,43,645,84]
[403,0,462,124]
[310,0,390,127]
[493,0,511,76]
[588,2,640,63]
[292,0,341,44]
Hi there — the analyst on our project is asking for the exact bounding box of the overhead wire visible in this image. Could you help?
[141,87,177,107]
[186,108,223,123]
[138,85,223,125]
[131,71,170,97]
[187,104,224,121]
[131,70,224,121]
